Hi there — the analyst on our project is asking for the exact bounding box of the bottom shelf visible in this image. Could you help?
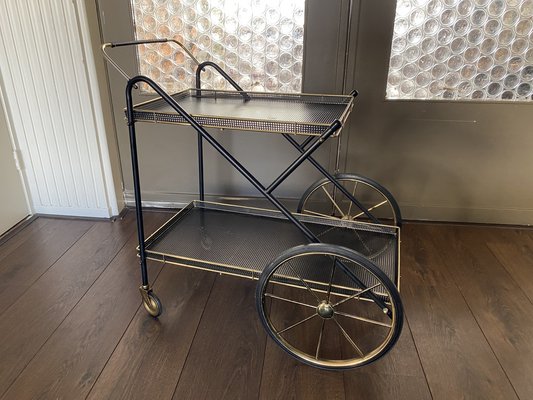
[142,201,399,294]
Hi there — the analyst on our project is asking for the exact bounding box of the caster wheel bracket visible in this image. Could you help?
[139,285,163,317]
[139,284,153,304]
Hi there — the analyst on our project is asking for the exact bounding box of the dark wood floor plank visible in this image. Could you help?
[259,285,345,400]
[0,218,87,267]
[0,218,94,312]
[0,212,170,400]
[343,318,432,400]
[486,229,533,304]
[511,226,533,244]
[345,371,431,400]
[428,225,533,400]
[400,224,457,288]
[347,317,425,377]
[0,218,49,263]
[402,281,516,400]
[0,214,135,395]
[400,224,518,400]
[260,342,344,400]
[86,266,216,400]
[172,275,266,400]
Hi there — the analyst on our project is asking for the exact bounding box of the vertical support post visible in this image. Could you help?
[198,134,205,200]
[126,83,149,287]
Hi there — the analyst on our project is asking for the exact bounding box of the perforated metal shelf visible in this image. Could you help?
[130,89,355,136]
[142,201,399,295]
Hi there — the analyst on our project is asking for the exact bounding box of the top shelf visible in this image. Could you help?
[130,89,355,136]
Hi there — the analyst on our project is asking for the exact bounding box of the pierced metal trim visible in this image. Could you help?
[128,89,355,136]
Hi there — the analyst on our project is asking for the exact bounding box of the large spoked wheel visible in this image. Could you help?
[297,173,402,227]
[256,243,403,370]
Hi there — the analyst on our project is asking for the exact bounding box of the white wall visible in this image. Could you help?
[0,0,120,218]
[0,85,31,234]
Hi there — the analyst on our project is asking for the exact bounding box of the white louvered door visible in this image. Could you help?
[0,0,119,218]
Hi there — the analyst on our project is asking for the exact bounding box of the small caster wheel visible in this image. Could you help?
[139,286,163,317]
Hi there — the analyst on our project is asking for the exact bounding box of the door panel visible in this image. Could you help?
[343,0,533,224]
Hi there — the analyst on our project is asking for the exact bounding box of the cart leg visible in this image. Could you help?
[127,109,162,317]
[198,133,204,201]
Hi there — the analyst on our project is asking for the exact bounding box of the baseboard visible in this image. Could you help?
[33,206,113,219]
[399,204,533,226]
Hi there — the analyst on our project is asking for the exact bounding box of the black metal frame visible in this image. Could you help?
[126,75,340,286]
[126,63,392,313]
[193,60,250,201]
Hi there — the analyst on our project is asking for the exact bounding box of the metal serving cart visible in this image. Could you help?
[103,39,403,370]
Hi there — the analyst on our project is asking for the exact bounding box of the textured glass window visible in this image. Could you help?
[131,0,305,94]
[386,0,533,101]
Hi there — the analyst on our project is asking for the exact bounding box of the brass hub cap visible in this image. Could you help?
[317,301,334,319]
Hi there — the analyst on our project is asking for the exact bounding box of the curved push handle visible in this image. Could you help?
[195,61,251,101]
[102,38,200,83]
[104,38,169,48]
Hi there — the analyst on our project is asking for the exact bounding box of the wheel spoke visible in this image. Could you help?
[351,200,387,221]
[347,180,358,217]
[301,209,333,218]
[321,186,346,218]
[264,293,316,309]
[286,262,322,303]
[335,311,392,328]
[278,313,318,335]
[332,283,381,307]
[326,257,336,302]
[332,317,364,358]
[315,319,326,359]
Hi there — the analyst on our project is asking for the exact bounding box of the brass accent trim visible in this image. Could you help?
[138,200,398,250]
[134,88,354,104]
[192,200,397,233]
[137,200,400,296]
[138,201,399,297]
[131,117,325,137]
[141,202,195,249]
[128,88,354,137]
[145,256,386,301]
[145,244,391,298]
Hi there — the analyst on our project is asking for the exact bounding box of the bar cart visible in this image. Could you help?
[103,39,403,370]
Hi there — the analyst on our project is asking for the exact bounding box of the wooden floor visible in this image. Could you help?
[0,211,532,399]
